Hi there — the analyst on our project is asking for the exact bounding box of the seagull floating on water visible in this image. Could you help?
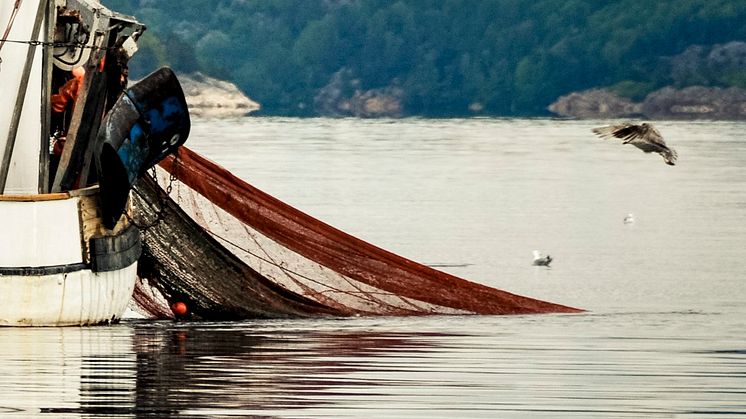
[592,122,678,165]
[532,250,553,267]
[624,213,635,224]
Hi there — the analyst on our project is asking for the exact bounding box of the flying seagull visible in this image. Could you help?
[532,250,553,267]
[591,122,678,165]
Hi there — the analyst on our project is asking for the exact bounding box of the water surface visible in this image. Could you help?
[1,118,745,417]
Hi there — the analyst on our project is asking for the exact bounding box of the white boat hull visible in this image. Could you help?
[0,262,136,326]
[0,189,140,326]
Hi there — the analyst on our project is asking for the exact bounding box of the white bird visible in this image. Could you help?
[592,122,678,165]
[532,250,553,267]
[624,213,635,224]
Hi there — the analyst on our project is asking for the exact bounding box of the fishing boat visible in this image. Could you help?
[0,0,189,326]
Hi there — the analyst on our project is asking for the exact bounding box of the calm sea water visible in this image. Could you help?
[1,118,745,418]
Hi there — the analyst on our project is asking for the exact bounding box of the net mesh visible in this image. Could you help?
[129,147,581,319]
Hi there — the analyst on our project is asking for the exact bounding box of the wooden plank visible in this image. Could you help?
[49,71,91,192]
[79,193,101,262]
[79,192,132,262]
[38,0,56,193]
[0,0,47,193]
[50,69,107,192]
[67,184,99,197]
[51,16,110,192]
[0,192,70,202]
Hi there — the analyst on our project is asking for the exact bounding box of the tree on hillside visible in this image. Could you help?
[102,0,746,116]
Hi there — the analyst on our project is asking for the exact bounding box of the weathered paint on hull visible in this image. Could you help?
[0,262,137,326]
[0,191,139,326]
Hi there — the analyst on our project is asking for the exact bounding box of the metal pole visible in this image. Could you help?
[38,0,54,193]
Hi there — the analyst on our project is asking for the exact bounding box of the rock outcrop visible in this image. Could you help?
[549,86,746,120]
[314,68,404,117]
[178,72,260,118]
[641,86,746,120]
[548,89,642,119]
[550,40,746,120]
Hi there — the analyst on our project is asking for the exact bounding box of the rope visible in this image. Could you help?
[207,227,401,303]
[0,0,24,69]
[0,38,114,50]
[1,2,141,69]
[126,153,179,232]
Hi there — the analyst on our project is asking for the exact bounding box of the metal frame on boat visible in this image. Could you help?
[0,1,186,326]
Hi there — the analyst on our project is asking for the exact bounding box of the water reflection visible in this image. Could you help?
[0,315,745,418]
[130,322,453,417]
[0,321,455,417]
[0,326,136,417]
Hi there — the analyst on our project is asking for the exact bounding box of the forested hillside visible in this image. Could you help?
[103,0,746,116]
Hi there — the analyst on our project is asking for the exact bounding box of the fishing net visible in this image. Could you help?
[129,146,581,319]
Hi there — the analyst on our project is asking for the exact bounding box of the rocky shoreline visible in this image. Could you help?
[178,72,261,118]
[549,86,746,120]
[313,68,404,118]
[174,72,746,121]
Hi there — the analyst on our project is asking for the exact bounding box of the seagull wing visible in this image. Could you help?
[643,124,665,144]
[593,123,678,165]
[630,123,668,148]
[591,123,644,143]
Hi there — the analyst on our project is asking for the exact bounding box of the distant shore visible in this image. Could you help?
[548,86,746,120]
[176,73,746,121]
